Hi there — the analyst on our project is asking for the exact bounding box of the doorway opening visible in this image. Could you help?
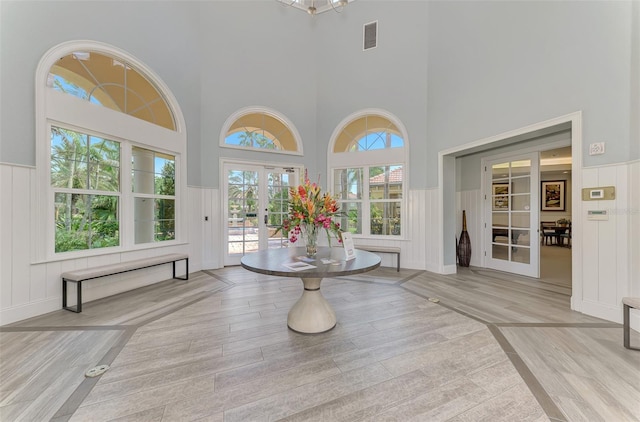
[438,112,582,310]
[222,161,301,266]
[539,146,572,289]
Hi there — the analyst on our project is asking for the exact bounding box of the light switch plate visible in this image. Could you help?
[589,142,605,155]
[587,210,608,221]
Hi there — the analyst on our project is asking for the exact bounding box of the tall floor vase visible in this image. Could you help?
[457,210,471,267]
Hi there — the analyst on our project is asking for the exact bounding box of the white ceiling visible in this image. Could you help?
[276,0,352,15]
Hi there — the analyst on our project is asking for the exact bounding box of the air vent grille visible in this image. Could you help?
[363,21,378,51]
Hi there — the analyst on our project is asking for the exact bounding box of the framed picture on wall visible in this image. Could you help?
[541,180,565,211]
[492,184,509,210]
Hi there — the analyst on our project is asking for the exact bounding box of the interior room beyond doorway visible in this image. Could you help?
[448,118,576,297]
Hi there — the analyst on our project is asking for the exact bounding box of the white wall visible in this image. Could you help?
[0,163,196,325]
[578,161,638,326]
[0,173,437,324]
[630,161,640,330]
[427,0,636,176]
[2,160,637,331]
[1,1,637,332]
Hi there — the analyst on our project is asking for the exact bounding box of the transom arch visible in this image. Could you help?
[220,106,303,155]
[329,108,408,155]
[38,40,186,134]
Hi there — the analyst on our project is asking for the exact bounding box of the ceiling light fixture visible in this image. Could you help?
[277,0,350,16]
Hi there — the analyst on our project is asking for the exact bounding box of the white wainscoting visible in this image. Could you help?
[0,163,193,325]
[2,161,636,329]
[630,161,640,332]
[351,189,437,271]
[200,187,221,270]
[579,161,639,328]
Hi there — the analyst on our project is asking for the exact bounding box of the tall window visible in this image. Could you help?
[132,147,176,244]
[221,107,302,155]
[36,41,186,260]
[330,111,407,237]
[51,127,121,252]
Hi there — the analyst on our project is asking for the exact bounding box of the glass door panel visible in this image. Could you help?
[226,169,260,257]
[266,170,294,250]
[485,153,539,277]
[223,163,299,266]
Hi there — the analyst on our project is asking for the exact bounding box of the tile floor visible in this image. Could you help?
[1,265,638,421]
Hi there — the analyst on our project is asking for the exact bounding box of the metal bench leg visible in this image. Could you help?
[624,304,640,350]
[63,279,82,313]
[63,278,67,309]
[77,281,82,313]
[397,253,400,272]
[173,258,189,280]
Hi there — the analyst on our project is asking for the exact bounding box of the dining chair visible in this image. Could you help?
[540,221,557,245]
[558,222,571,247]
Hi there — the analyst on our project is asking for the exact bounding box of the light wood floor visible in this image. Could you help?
[540,245,572,289]
[1,265,638,421]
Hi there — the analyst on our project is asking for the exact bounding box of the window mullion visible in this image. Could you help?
[120,144,132,248]
[363,166,371,236]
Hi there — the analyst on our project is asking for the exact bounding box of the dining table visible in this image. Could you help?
[240,246,381,334]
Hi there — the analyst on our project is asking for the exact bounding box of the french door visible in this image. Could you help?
[484,153,540,277]
[223,162,299,266]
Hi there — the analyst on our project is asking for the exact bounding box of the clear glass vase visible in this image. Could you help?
[302,224,318,258]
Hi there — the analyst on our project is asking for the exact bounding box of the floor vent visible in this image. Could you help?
[85,364,110,378]
[363,21,378,51]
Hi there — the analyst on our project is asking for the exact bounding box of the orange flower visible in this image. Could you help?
[280,170,343,246]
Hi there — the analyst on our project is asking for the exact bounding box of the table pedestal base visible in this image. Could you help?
[287,277,336,334]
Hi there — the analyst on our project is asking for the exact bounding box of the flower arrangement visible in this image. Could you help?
[282,171,342,256]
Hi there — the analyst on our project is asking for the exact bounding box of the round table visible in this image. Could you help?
[240,247,381,334]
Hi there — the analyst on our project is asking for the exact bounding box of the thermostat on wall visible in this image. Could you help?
[590,189,604,199]
[581,186,615,201]
[587,210,608,221]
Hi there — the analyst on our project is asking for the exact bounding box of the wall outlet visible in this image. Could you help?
[589,142,605,155]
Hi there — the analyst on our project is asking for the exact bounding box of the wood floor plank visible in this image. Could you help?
[1,266,637,421]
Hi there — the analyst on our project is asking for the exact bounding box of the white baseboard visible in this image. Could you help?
[441,264,458,275]
[0,296,61,326]
[202,260,222,270]
[579,299,623,324]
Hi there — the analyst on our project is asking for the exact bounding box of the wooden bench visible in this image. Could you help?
[355,245,400,272]
[61,253,189,313]
[623,297,640,350]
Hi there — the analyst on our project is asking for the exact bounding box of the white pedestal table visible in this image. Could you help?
[240,247,381,334]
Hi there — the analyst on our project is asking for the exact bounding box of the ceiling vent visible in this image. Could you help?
[363,21,378,51]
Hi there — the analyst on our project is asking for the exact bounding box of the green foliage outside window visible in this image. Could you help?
[54,194,119,252]
[52,127,121,253]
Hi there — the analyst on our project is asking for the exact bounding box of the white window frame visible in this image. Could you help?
[219,106,304,156]
[34,40,187,262]
[328,109,409,239]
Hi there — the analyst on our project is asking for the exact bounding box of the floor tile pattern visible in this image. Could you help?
[1,266,638,421]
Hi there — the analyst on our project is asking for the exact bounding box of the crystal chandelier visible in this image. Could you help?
[277,0,350,16]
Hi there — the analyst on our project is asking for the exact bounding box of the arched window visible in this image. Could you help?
[221,107,302,155]
[49,50,176,130]
[35,41,186,260]
[329,110,408,238]
[333,115,404,152]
